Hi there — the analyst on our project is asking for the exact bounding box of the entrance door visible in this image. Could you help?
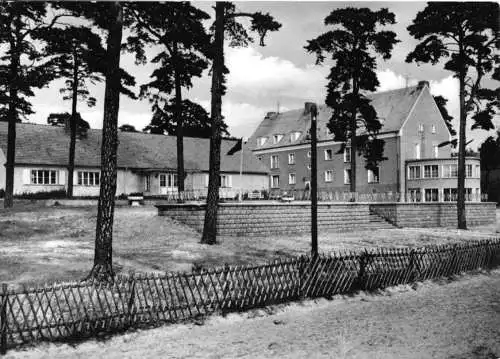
[159,173,178,195]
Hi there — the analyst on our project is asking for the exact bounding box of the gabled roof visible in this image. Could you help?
[0,122,268,174]
[249,84,425,150]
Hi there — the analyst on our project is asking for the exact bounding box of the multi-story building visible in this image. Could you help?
[249,82,482,202]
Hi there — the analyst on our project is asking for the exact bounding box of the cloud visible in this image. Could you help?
[375,69,418,92]
[225,47,327,103]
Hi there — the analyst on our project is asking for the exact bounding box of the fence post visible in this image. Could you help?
[1,283,7,355]
[127,277,136,327]
[357,251,368,291]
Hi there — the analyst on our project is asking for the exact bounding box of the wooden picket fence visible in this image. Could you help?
[1,238,500,353]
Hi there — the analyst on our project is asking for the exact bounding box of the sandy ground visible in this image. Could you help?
[0,203,499,287]
[6,270,500,359]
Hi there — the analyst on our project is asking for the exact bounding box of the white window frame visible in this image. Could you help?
[344,168,351,185]
[424,188,439,202]
[324,149,333,161]
[288,153,295,165]
[144,175,151,192]
[431,124,436,134]
[367,167,379,184]
[418,124,424,133]
[270,155,279,169]
[307,163,311,170]
[475,165,480,178]
[220,174,232,188]
[273,134,283,144]
[424,165,439,178]
[77,171,100,187]
[433,144,439,158]
[290,131,301,142]
[324,170,333,182]
[288,173,296,185]
[442,164,458,178]
[466,164,473,177]
[408,166,421,180]
[271,175,280,189]
[257,137,267,147]
[307,151,311,158]
[344,147,351,163]
[414,143,421,159]
[31,169,58,185]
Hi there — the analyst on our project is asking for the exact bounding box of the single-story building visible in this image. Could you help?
[0,122,269,197]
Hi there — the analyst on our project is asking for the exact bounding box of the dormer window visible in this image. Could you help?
[418,124,424,133]
[431,124,436,134]
[290,131,301,142]
[257,137,267,147]
[273,134,283,144]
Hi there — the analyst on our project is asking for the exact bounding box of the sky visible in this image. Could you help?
[27,1,499,149]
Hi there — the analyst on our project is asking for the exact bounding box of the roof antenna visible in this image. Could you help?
[276,99,280,114]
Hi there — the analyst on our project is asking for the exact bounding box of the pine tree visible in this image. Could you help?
[305,7,399,194]
[0,3,71,208]
[36,26,105,197]
[406,2,499,229]
[201,2,281,245]
[127,2,211,193]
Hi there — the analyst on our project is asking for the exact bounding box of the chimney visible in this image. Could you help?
[304,102,318,116]
[265,111,277,119]
[417,80,429,89]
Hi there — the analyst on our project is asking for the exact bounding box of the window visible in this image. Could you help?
[418,124,424,133]
[444,188,458,202]
[433,144,439,158]
[424,188,439,202]
[431,124,436,134]
[324,149,333,161]
[307,164,311,170]
[466,164,473,177]
[465,188,472,201]
[257,155,263,161]
[273,134,283,144]
[271,175,280,188]
[344,147,351,163]
[290,131,301,142]
[307,151,311,158]
[424,165,439,178]
[288,153,295,165]
[160,173,178,188]
[414,143,421,159]
[408,166,421,180]
[324,170,333,182]
[475,165,480,178]
[257,137,267,146]
[270,155,279,169]
[289,173,296,185]
[408,188,421,202]
[220,175,231,188]
[31,170,58,185]
[344,168,351,185]
[442,164,458,178]
[77,171,100,186]
[367,167,379,183]
[144,175,151,192]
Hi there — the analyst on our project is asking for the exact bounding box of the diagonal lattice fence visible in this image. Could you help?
[1,238,499,353]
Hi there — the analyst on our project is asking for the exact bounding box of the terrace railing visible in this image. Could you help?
[1,239,499,353]
[146,188,489,203]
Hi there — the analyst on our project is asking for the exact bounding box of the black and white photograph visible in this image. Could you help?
[0,1,499,358]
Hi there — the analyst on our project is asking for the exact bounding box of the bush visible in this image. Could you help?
[0,188,4,198]
[14,189,67,200]
[129,192,143,197]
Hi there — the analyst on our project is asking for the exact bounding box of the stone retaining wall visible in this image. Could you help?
[157,202,497,236]
[370,202,497,228]
[157,202,373,236]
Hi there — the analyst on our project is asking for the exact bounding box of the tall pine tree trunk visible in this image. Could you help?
[173,43,185,195]
[67,47,78,198]
[4,21,20,209]
[88,3,123,281]
[201,1,224,245]
[457,71,467,229]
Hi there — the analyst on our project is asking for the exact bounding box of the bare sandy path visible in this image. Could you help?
[7,270,500,359]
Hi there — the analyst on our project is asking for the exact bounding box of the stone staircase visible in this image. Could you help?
[368,211,399,229]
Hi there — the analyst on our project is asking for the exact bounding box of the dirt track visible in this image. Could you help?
[7,270,500,359]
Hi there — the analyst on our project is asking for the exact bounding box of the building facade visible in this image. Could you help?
[0,122,269,197]
[249,82,482,202]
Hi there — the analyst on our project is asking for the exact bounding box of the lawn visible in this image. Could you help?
[0,201,498,288]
